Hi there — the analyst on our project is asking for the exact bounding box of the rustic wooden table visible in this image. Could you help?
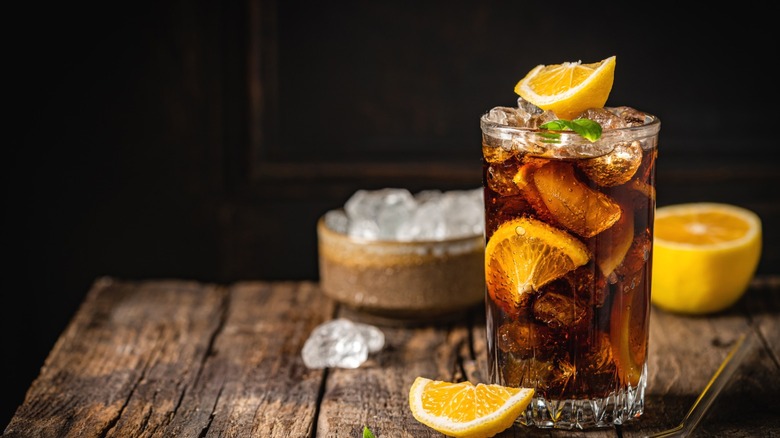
[3,276,779,438]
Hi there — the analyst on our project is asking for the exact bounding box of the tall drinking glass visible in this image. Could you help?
[481,104,660,429]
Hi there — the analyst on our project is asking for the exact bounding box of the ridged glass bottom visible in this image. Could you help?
[518,367,647,429]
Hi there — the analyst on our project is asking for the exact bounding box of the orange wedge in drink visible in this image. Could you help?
[485,216,590,316]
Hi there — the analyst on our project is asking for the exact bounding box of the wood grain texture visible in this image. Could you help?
[3,279,334,438]
[3,278,228,438]
[4,277,779,437]
[160,281,334,438]
[317,309,478,438]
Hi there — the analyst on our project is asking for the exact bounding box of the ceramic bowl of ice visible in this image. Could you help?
[317,189,485,323]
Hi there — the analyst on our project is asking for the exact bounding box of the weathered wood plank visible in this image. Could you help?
[162,281,334,438]
[3,278,228,438]
[316,307,476,437]
[629,304,751,437]
[2,279,336,438]
[693,279,780,437]
[746,276,780,364]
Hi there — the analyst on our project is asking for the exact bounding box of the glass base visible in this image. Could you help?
[518,380,646,429]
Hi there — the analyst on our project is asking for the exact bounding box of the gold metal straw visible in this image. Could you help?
[645,331,755,438]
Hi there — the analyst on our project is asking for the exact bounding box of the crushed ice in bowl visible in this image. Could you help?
[330,187,484,241]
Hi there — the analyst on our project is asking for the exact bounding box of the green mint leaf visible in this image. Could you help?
[540,118,603,142]
[539,120,571,131]
[539,131,562,144]
[363,426,376,438]
[570,118,602,141]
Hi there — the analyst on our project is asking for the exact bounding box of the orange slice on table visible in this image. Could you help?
[408,377,534,438]
[514,56,616,120]
[652,203,762,314]
[485,217,590,315]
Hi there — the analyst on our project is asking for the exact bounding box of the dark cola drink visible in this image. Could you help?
[481,102,660,429]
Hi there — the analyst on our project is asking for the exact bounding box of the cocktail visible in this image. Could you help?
[481,56,660,429]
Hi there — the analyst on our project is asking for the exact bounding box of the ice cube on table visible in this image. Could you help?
[301,318,385,369]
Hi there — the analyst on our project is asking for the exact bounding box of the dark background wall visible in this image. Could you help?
[4,0,779,427]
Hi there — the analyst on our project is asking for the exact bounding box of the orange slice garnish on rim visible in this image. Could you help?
[514,56,616,120]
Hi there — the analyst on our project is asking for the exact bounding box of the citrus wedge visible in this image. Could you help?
[485,217,589,315]
[609,234,651,387]
[408,377,534,438]
[532,161,622,238]
[514,56,616,120]
[595,207,634,277]
[652,203,762,314]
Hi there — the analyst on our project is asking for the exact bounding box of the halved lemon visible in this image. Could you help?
[408,377,534,438]
[485,217,590,315]
[514,56,616,120]
[652,203,762,314]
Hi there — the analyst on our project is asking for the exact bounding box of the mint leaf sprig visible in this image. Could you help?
[540,118,602,142]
